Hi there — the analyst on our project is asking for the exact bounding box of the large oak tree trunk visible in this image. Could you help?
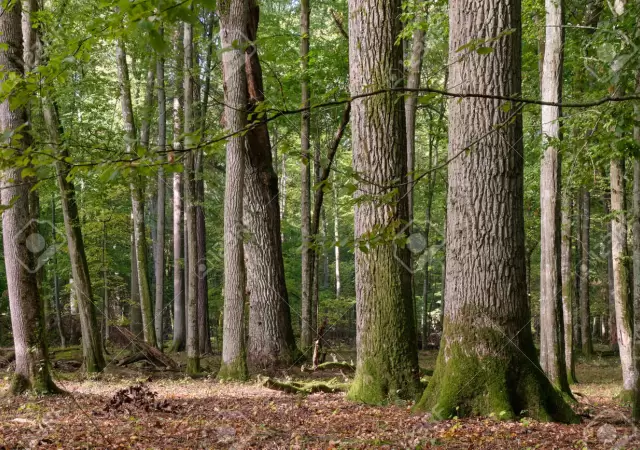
[244,1,297,370]
[416,0,575,422]
[0,0,59,394]
[538,0,569,393]
[218,0,249,380]
[346,0,420,404]
[633,70,640,420]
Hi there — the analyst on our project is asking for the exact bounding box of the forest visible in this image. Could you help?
[0,0,640,447]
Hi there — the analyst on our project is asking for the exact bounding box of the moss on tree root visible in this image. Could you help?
[414,324,578,423]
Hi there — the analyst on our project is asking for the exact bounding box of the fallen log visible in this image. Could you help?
[262,377,348,394]
[314,361,355,371]
[112,326,178,370]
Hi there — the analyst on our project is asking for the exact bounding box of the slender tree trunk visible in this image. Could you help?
[561,195,577,383]
[346,0,420,404]
[196,15,215,356]
[579,188,592,357]
[130,230,142,336]
[573,193,582,351]
[52,197,65,348]
[0,0,59,394]
[244,1,298,370]
[30,0,105,371]
[333,171,341,298]
[416,0,575,422]
[603,192,618,351]
[299,0,313,350]
[183,19,200,375]
[218,0,249,380]
[421,138,436,349]
[538,0,569,392]
[154,32,166,349]
[116,40,157,347]
[633,70,640,420]
[611,159,634,395]
[171,26,186,352]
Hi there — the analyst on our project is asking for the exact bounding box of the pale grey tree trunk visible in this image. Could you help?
[603,193,618,350]
[30,0,104,372]
[333,171,341,298]
[116,40,157,347]
[183,19,200,375]
[218,0,249,380]
[347,0,420,404]
[171,26,186,352]
[561,194,577,383]
[579,188,592,357]
[154,32,166,349]
[299,0,313,350]
[416,0,575,422]
[130,230,142,336]
[1,0,59,394]
[538,0,569,393]
[611,159,634,394]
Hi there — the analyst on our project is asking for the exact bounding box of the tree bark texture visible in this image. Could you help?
[415,0,575,422]
[347,0,420,404]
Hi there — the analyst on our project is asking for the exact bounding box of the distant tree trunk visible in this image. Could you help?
[405,6,427,329]
[0,0,59,394]
[416,0,575,422]
[333,172,341,298]
[52,198,65,348]
[421,139,436,349]
[538,0,569,393]
[244,1,298,370]
[579,188,592,357]
[154,31,166,349]
[633,72,640,420]
[218,0,249,380]
[561,195,577,383]
[183,19,200,375]
[603,192,618,351]
[30,0,104,371]
[611,159,634,394]
[346,0,420,404]
[116,40,157,347]
[573,193,582,351]
[130,230,142,336]
[196,15,214,356]
[171,26,186,352]
[299,0,313,350]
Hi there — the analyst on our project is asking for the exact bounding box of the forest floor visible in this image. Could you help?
[0,345,636,449]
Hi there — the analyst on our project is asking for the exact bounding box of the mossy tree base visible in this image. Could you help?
[348,358,421,404]
[186,357,201,377]
[7,374,64,396]
[218,356,248,381]
[415,324,578,423]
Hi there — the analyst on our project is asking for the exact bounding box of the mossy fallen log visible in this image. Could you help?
[262,377,349,394]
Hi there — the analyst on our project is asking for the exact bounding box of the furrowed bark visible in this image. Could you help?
[347,0,420,403]
[415,0,575,422]
[218,0,249,380]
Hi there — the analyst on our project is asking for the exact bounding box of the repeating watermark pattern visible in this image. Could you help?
[393,219,445,275]
[15,219,66,273]
[582,409,637,449]
[583,26,638,85]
